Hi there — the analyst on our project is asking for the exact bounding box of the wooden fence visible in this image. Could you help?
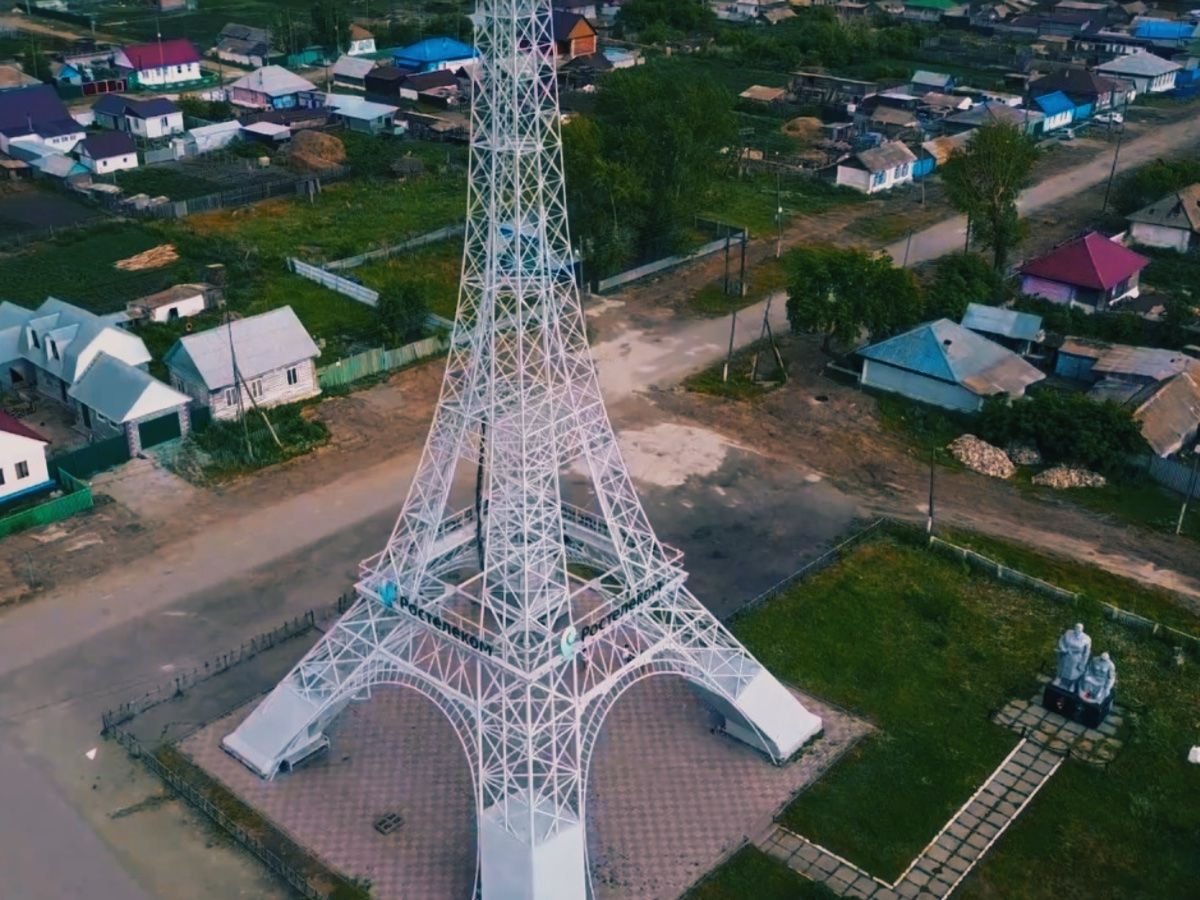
[288,258,380,306]
[316,336,449,390]
[324,222,465,270]
[1141,453,1200,500]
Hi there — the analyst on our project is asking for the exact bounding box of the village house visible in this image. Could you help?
[77,132,138,174]
[910,69,955,93]
[164,307,321,421]
[552,11,599,61]
[859,319,1045,413]
[0,412,53,504]
[0,85,85,153]
[1018,231,1150,310]
[399,70,463,106]
[944,100,1044,136]
[1094,50,1180,94]
[0,64,40,92]
[114,39,203,88]
[347,24,377,56]
[1055,338,1193,386]
[960,303,1045,356]
[835,141,916,194]
[333,55,376,92]
[325,95,401,135]
[1126,184,1200,252]
[92,95,184,138]
[215,24,277,69]
[1028,68,1123,114]
[229,66,321,110]
[1132,365,1200,457]
[391,37,479,75]
[0,299,190,452]
[1032,90,1075,131]
[364,65,408,101]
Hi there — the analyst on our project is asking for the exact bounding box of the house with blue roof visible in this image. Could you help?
[1032,90,1074,131]
[859,319,1045,413]
[1132,18,1197,49]
[391,37,478,74]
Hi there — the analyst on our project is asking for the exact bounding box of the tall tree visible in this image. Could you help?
[785,246,922,352]
[561,116,635,281]
[924,252,1008,319]
[940,123,1039,273]
[310,0,347,53]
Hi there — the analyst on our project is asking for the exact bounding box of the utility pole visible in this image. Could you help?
[903,229,914,268]
[775,169,783,259]
[722,225,731,295]
[225,312,254,462]
[1101,93,1129,215]
[1176,448,1200,536]
[927,448,936,537]
[738,228,747,297]
[722,309,738,383]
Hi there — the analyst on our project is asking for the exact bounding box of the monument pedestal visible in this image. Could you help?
[1042,682,1079,720]
[1077,692,1113,728]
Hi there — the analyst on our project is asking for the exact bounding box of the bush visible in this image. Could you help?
[1110,157,1200,217]
[192,402,328,478]
[976,390,1146,471]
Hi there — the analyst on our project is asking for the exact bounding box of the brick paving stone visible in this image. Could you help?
[983,781,1005,798]
[947,822,970,840]
[945,854,970,874]
[966,801,990,819]
[828,874,854,895]
[985,810,1009,830]
[183,679,869,900]
[958,812,980,830]
[895,882,921,899]
[993,771,1017,788]
[1015,778,1038,796]
[975,821,998,840]
[925,845,951,864]
[851,874,879,895]
[798,843,823,864]
[844,881,872,899]
[776,832,803,854]
[996,800,1019,818]
[815,854,841,876]
[966,832,990,851]
[875,890,900,900]
[908,869,931,888]
[833,865,860,884]
[936,834,959,853]
[928,876,956,897]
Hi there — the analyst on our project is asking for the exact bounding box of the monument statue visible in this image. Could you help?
[1053,623,1091,689]
[1077,651,1116,705]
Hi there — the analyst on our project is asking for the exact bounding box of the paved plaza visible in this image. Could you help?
[184,679,868,899]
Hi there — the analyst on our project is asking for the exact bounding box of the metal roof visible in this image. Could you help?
[857,140,917,171]
[1133,18,1197,40]
[80,131,136,159]
[164,307,319,390]
[68,352,189,424]
[860,319,1045,396]
[1092,344,1193,381]
[333,55,375,78]
[1127,183,1200,233]
[0,409,47,443]
[911,69,952,86]
[326,95,399,120]
[230,66,317,97]
[1134,366,1200,457]
[921,130,974,165]
[1020,232,1149,290]
[1096,50,1181,77]
[961,303,1043,342]
[1033,90,1074,115]
[119,39,201,70]
[27,297,150,383]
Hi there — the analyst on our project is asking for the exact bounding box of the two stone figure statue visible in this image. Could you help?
[1053,623,1116,705]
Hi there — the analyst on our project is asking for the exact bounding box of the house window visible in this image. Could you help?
[0,468,5,485]
[31,331,39,349]
[872,171,887,186]
[286,366,298,386]
[896,163,910,178]
[177,65,184,73]
[16,461,29,480]
[49,340,59,361]
[250,379,264,399]
[224,387,238,406]
[160,116,169,128]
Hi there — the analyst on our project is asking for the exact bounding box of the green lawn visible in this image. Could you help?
[730,534,1200,897]
[112,167,224,201]
[702,173,865,238]
[684,845,835,900]
[355,240,463,320]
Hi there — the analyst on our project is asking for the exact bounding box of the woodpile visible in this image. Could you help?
[948,435,1015,479]
[288,131,347,172]
[1032,467,1107,489]
[114,244,179,271]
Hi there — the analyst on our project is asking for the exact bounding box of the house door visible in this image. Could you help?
[81,405,92,429]
[59,381,68,402]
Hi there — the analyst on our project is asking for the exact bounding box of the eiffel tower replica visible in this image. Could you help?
[221,1,822,894]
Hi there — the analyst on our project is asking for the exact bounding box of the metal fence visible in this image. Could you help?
[135,166,351,219]
[324,223,465,271]
[48,434,130,480]
[0,472,94,539]
[288,258,379,306]
[316,335,449,390]
[1141,453,1200,500]
[597,229,747,293]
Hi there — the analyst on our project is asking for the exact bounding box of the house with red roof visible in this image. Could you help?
[0,410,53,504]
[1018,231,1150,311]
[114,39,202,88]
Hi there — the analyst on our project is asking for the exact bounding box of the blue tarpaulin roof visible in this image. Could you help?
[392,37,476,65]
[1133,19,1196,40]
[1033,90,1074,116]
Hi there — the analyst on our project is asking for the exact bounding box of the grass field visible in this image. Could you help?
[730,533,1200,897]
[701,173,864,238]
[112,167,224,201]
[355,240,463,320]
[684,846,834,899]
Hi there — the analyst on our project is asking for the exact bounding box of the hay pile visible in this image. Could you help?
[948,434,1015,479]
[288,131,347,172]
[1032,466,1107,489]
[115,244,178,271]
[782,116,823,146]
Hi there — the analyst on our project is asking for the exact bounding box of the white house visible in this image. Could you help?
[0,411,53,504]
[1095,50,1180,94]
[77,132,139,174]
[127,283,219,323]
[114,39,203,88]
[835,141,917,194]
[215,23,276,69]
[347,24,376,56]
[0,84,85,154]
[164,307,321,421]
[93,95,185,138]
[1127,184,1200,252]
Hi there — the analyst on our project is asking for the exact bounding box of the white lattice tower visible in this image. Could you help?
[221,0,822,895]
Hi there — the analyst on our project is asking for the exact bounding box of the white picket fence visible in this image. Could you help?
[288,258,379,306]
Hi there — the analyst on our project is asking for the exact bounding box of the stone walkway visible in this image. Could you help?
[992,680,1125,767]
[760,738,1064,898]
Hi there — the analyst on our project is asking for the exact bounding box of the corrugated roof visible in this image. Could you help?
[961,303,1043,342]
[0,84,76,136]
[912,69,952,86]
[119,39,201,70]
[230,66,317,97]
[30,297,151,383]
[392,37,477,65]
[80,131,136,159]
[131,283,210,310]
[1127,183,1200,233]
[870,106,919,127]
[1133,19,1197,40]
[1020,232,1150,290]
[860,319,1045,396]
[1096,50,1181,77]
[164,307,318,390]
[739,84,787,102]
[327,95,398,120]
[1134,366,1200,456]
[858,140,916,170]
[68,352,189,424]
[0,409,47,443]
[921,130,974,165]
[1059,337,1109,360]
[1092,344,1193,381]
[1030,67,1120,100]
[333,54,375,78]
[1033,90,1074,115]
[947,100,1043,127]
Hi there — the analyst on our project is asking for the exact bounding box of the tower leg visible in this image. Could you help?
[480,800,587,900]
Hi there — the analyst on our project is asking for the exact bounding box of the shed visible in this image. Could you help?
[127,283,219,323]
[836,141,916,194]
[164,307,321,421]
[391,37,478,74]
[1126,184,1200,253]
[1054,337,1109,381]
[859,319,1045,413]
[911,69,954,92]
[1133,366,1200,457]
[960,303,1044,355]
[77,131,138,174]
